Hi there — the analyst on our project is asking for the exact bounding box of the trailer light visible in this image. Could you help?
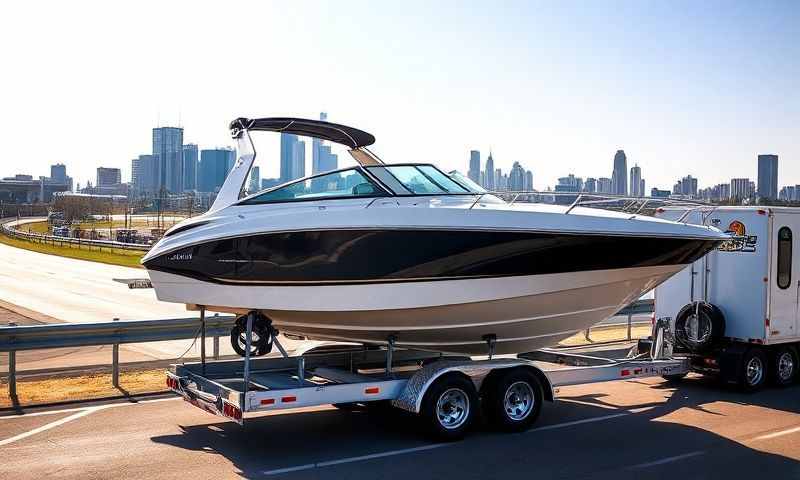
[620,369,630,377]
[166,377,178,390]
[703,358,718,366]
[260,398,275,406]
[223,402,242,420]
[757,209,766,215]
[281,396,297,403]
[365,387,380,395]
[633,368,642,375]
[765,317,770,327]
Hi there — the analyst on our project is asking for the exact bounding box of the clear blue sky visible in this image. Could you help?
[1,1,797,191]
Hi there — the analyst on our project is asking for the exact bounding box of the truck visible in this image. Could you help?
[654,206,800,391]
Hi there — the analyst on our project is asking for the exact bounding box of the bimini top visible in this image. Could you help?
[229,117,376,149]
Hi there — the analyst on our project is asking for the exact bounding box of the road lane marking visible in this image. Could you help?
[262,411,632,476]
[623,451,705,470]
[752,425,800,441]
[0,396,180,420]
[0,408,96,447]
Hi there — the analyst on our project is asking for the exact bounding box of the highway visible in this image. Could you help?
[1,375,799,479]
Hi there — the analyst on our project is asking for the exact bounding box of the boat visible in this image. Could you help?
[141,117,728,355]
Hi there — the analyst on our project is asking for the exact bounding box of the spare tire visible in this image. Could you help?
[674,302,725,353]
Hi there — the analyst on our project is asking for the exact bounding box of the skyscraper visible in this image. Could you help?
[524,170,534,191]
[468,150,481,184]
[584,177,597,193]
[152,127,184,193]
[198,148,235,193]
[757,154,779,200]
[484,152,494,190]
[597,177,613,194]
[508,162,526,191]
[132,154,156,195]
[182,144,199,191]
[611,150,627,195]
[629,164,642,197]
[280,133,306,182]
[96,167,121,186]
[248,166,260,194]
[730,178,754,201]
[50,164,67,183]
[311,112,338,175]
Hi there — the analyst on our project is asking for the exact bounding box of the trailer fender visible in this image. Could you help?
[392,359,554,413]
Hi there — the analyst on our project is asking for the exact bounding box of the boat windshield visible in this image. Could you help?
[448,170,486,193]
[240,168,385,205]
[366,165,477,195]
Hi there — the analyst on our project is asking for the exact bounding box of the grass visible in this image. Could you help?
[0,369,166,408]
[0,232,144,268]
[559,323,651,347]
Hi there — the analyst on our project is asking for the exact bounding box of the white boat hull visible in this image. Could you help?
[148,264,681,354]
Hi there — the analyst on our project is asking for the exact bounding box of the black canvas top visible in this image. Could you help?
[230,117,375,148]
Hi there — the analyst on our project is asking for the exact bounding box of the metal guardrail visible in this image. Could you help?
[1,218,152,251]
[1,312,235,403]
[0,300,654,404]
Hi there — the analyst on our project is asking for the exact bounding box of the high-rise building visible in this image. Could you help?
[612,150,627,195]
[597,177,613,194]
[673,175,698,197]
[629,165,642,197]
[468,150,481,184]
[96,167,121,186]
[153,127,184,193]
[50,164,67,183]
[280,133,306,182]
[494,168,503,191]
[484,153,495,190]
[248,166,260,194]
[132,154,156,195]
[584,177,597,193]
[182,144,199,191]
[310,112,339,175]
[757,154,779,200]
[639,178,645,198]
[198,148,235,193]
[508,162,526,191]
[730,178,754,201]
[556,174,583,192]
[524,170,534,191]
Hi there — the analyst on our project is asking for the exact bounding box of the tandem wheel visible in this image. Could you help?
[419,372,479,441]
[482,367,543,432]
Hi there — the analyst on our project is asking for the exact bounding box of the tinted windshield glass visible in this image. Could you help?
[241,168,383,204]
[382,166,444,194]
[417,166,469,193]
[448,170,486,193]
[370,165,471,195]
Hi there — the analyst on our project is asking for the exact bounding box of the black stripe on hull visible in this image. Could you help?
[143,229,720,286]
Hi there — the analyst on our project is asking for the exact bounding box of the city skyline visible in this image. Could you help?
[1,2,797,193]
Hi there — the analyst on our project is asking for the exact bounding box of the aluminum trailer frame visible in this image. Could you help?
[166,317,687,429]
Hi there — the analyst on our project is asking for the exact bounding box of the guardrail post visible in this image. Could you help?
[112,317,120,388]
[213,313,220,360]
[200,307,206,375]
[8,322,16,401]
[627,312,633,340]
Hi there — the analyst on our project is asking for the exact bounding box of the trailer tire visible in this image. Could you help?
[674,302,725,353]
[662,372,688,383]
[483,368,543,433]
[770,346,798,387]
[230,315,272,357]
[738,347,768,392]
[419,373,478,441]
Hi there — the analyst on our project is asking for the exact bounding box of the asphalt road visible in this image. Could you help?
[1,375,799,479]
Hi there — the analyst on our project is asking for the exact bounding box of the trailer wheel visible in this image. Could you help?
[770,346,798,387]
[230,315,272,357]
[483,368,543,433]
[675,302,725,353]
[419,373,478,441]
[738,347,768,392]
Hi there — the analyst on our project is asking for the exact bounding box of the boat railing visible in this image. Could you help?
[471,190,710,219]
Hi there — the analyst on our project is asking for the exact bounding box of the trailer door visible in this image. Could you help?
[769,221,798,340]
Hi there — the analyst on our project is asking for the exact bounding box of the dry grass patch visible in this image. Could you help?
[0,369,167,408]
[559,323,651,347]
[0,233,144,268]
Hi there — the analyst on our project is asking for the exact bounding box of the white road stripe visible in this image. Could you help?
[0,408,97,447]
[0,396,180,420]
[262,411,631,475]
[623,451,705,469]
[753,425,800,441]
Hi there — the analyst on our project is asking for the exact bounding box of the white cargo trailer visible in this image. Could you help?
[655,206,800,390]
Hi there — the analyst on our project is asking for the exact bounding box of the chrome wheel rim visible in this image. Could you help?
[778,352,795,381]
[746,356,764,386]
[686,314,711,343]
[436,388,470,430]
[237,330,261,351]
[503,381,535,421]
